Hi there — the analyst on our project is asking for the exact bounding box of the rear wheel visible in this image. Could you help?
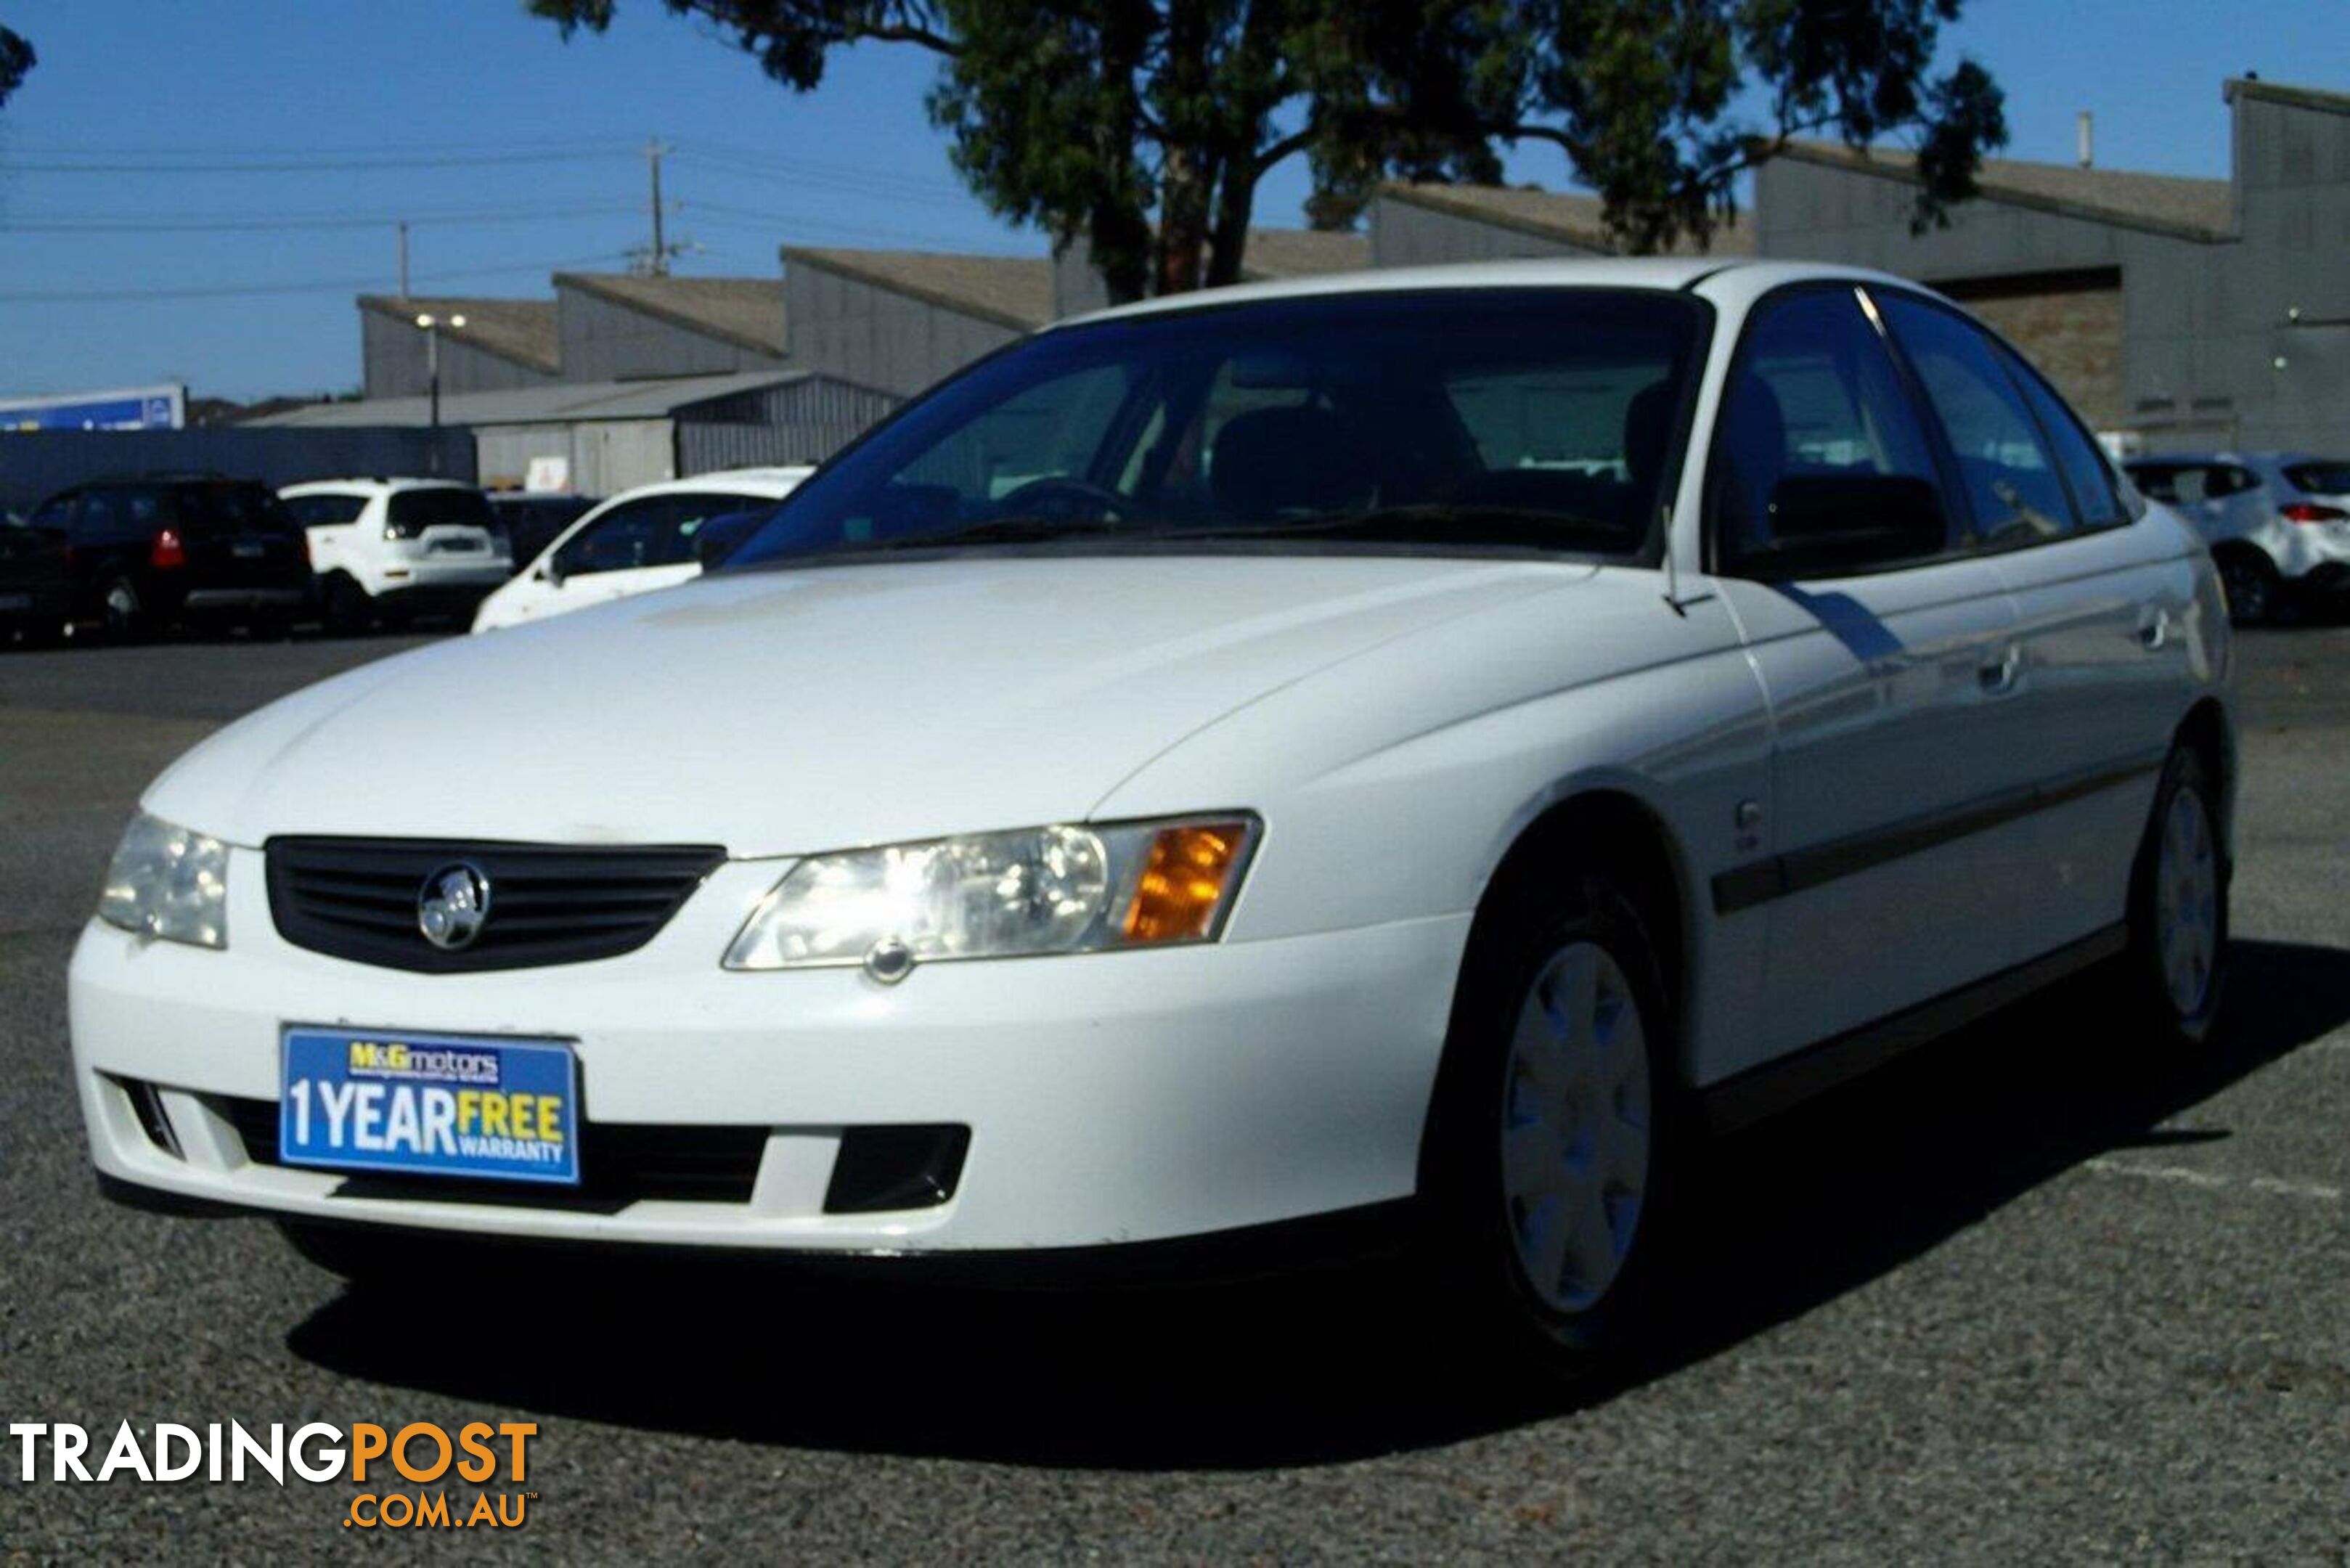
[98,576,148,642]
[319,574,375,637]
[2118,744,2229,1050]
[2213,546,2280,626]
[1422,867,1679,1387]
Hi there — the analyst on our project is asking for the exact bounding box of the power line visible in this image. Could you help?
[1,203,645,234]
[0,251,635,304]
[2,204,643,234]
[0,149,638,174]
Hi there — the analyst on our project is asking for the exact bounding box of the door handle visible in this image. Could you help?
[1978,643,2022,695]
[2137,606,2171,650]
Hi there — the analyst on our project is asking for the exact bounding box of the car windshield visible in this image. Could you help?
[724,288,1708,568]
[2283,460,2350,497]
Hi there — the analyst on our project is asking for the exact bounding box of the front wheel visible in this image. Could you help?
[2117,745,2229,1050]
[1421,869,1679,1387]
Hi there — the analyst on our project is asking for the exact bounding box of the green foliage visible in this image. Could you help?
[529,0,2004,298]
[0,25,36,110]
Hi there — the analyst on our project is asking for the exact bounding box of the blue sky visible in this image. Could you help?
[1,0,2343,399]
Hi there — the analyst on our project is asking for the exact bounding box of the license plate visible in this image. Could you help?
[231,540,265,559]
[0,592,29,611]
[279,1027,580,1185]
[430,537,484,553]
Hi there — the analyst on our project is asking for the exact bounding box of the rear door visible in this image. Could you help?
[1873,291,2191,957]
[1705,285,2031,1069]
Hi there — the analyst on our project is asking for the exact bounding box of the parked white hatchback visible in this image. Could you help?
[280,478,512,632]
[77,261,2232,1383]
[468,467,810,632]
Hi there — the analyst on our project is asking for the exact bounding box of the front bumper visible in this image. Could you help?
[70,854,1470,1257]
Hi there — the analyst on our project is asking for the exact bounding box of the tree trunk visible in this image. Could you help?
[1204,160,1256,289]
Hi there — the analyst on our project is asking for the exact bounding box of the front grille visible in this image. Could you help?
[216,1096,765,1211]
[266,838,724,973]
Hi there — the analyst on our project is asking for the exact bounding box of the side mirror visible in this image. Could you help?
[693,527,735,569]
[536,559,564,587]
[1734,474,1949,579]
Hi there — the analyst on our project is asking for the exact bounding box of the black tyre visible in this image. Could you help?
[1421,866,1681,1387]
[97,576,148,642]
[2213,546,2280,627]
[319,574,375,637]
[2118,744,2229,1050]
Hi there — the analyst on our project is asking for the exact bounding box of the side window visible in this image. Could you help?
[1710,288,1947,567]
[552,498,672,577]
[1996,346,2128,528]
[1876,295,2076,545]
[77,490,121,540]
[666,493,767,565]
[30,494,76,534]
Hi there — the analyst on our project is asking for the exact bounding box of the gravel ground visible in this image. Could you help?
[2,626,2346,1560]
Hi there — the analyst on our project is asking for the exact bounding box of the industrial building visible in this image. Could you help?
[1369,75,2349,452]
[249,370,892,496]
[301,73,2340,494]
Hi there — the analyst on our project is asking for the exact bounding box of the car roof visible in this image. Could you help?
[278,477,473,495]
[1050,256,1938,330]
[599,469,811,503]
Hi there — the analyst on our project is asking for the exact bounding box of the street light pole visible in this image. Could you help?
[415,311,466,473]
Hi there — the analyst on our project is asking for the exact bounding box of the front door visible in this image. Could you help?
[1703,285,2030,1074]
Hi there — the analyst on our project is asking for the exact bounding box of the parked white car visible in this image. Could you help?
[468,467,811,632]
[279,478,513,633]
[76,261,2232,1384]
[2121,452,2350,624]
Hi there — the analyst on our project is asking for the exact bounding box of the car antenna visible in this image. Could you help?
[1660,503,1713,616]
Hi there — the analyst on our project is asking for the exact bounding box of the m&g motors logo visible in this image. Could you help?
[9,1419,539,1532]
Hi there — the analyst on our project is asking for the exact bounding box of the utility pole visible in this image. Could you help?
[644,138,671,277]
[396,220,410,298]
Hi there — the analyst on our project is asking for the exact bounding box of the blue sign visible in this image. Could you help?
[279,1027,580,1186]
[0,383,184,432]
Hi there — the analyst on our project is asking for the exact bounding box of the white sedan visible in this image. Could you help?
[468,467,810,632]
[73,260,2232,1384]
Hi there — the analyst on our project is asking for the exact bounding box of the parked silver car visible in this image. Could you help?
[2123,452,2350,624]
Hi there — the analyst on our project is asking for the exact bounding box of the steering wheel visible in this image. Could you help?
[993,474,1132,523]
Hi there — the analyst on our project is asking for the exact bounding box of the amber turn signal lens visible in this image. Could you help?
[1121,821,1250,944]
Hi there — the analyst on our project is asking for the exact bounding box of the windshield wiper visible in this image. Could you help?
[827,514,1133,555]
[1172,503,1633,550]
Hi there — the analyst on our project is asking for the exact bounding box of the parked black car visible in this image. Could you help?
[0,509,73,645]
[485,491,598,573]
[30,476,313,639]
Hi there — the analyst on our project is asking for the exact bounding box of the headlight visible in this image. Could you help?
[98,813,229,949]
[723,815,1259,977]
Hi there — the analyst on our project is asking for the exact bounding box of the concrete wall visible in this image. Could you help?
[361,313,558,400]
[1370,199,1604,268]
[783,263,1021,398]
[2236,91,2350,452]
[555,287,786,383]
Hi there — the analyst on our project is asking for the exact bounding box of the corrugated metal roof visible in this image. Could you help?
[1378,183,1757,256]
[1768,142,2237,241]
[552,272,788,355]
[245,371,820,428]
[1239,229,1372,279]
[356,295,561,372]
[783,248,1056,329]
